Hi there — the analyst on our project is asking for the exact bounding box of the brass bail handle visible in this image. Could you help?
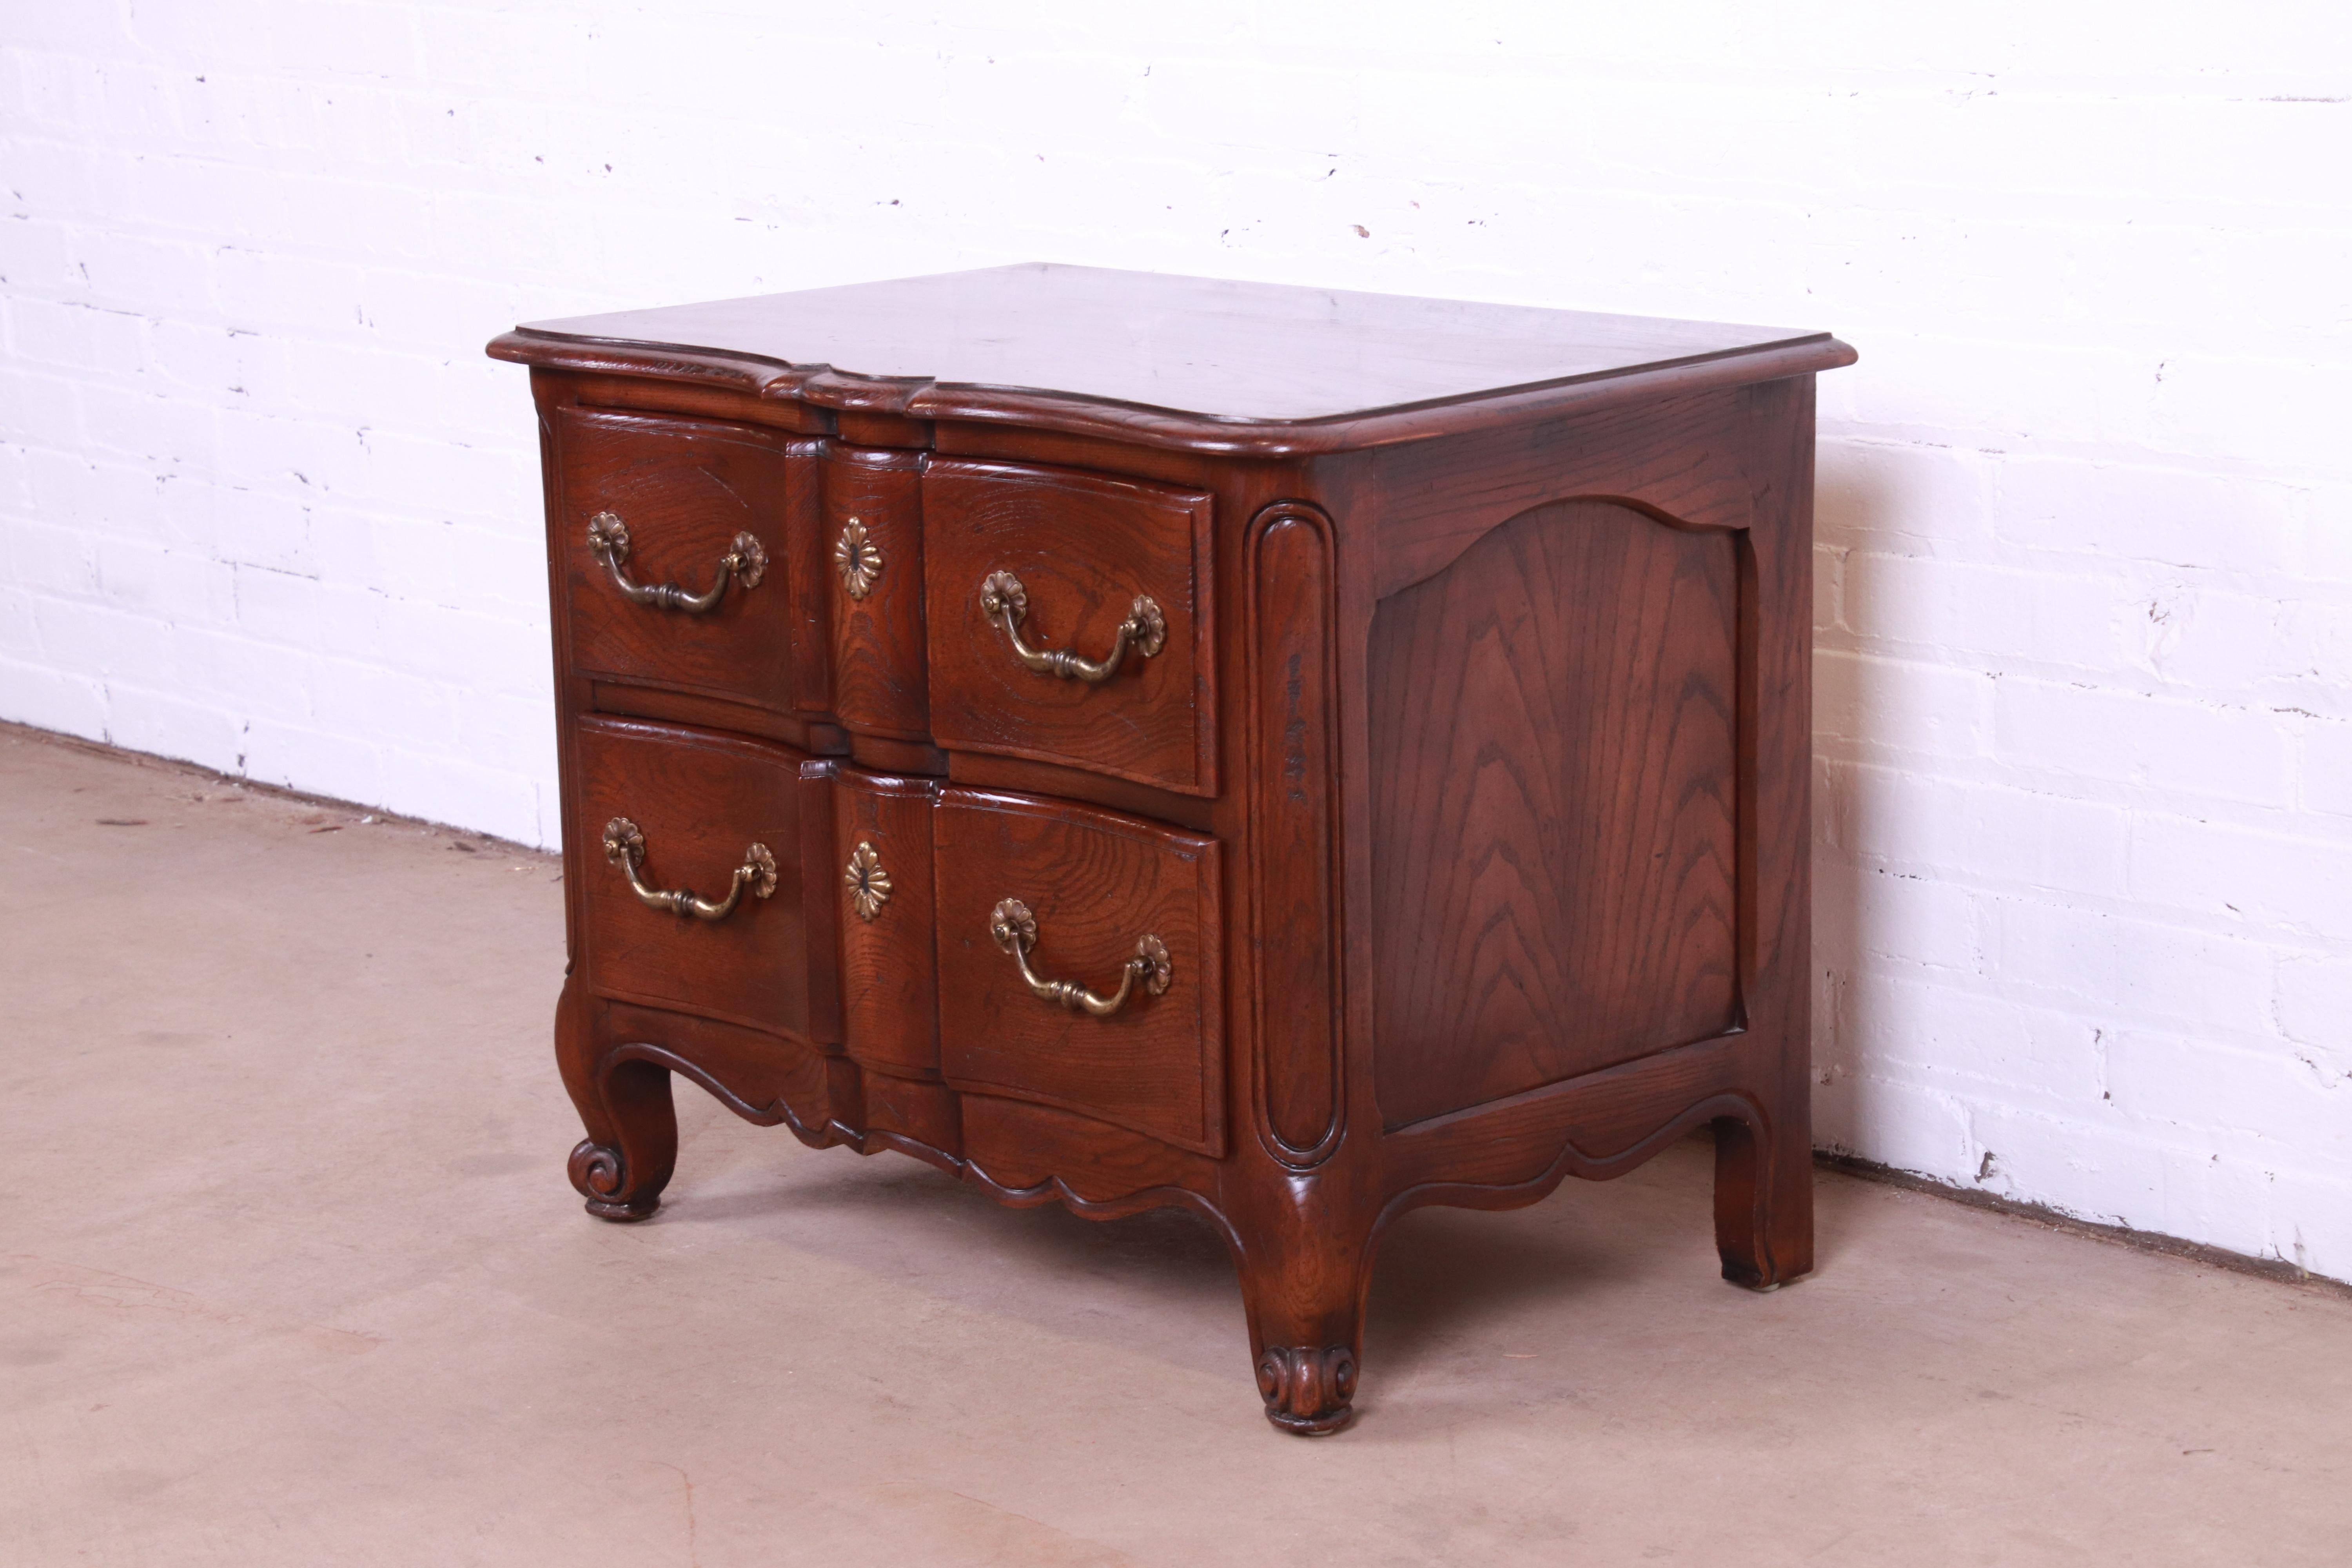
[602,817,777,922]
[988,898,1172,1017]
[586,512,767,615]
[978,571,1165,685]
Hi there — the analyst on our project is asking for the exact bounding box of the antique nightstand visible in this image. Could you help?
[488,264,1854,1433]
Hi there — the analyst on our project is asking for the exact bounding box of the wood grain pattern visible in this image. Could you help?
[933,787,1223,1156]
[924,458,1215,794]
[1246,501,1343,1164]
[573,716,840,1044]
[503,273,1846,1436]
[1367,499,1741,1127]
[555,407,804,711]
[824,445,929,740]
[490,263,1856,456]
[833,766,940,1078]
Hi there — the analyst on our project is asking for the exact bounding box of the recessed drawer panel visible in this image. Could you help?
[557,407,811,715]
[824,446,929,740]
[923,460,1214,795]
[574,716,839,1044]
[834,766,940,1078]
[933,787,1224,1155]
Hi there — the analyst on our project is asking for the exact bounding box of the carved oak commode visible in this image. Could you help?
[487,265,1855,1434]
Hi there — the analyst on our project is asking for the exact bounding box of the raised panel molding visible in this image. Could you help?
[1367,497,1744,1129]
[1245,501,1345,1167]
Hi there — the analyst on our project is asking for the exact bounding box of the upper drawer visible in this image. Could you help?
[556,407,809,715]
[922,460,1214,795]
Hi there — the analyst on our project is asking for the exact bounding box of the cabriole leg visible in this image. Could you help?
[555,978,677,1221]
[1232,1190,1376,1436]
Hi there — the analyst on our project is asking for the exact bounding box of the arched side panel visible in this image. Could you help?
[1245,501,1346,1167]
[1368,498,1743,1129]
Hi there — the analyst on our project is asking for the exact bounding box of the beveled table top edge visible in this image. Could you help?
[489,263,1856,456]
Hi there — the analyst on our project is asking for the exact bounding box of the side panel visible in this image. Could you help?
[1366,499,1741,1128]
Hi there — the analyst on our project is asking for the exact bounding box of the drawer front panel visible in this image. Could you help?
[834,767,940,1077]
[924,460,1214,795]
[558,407,809,714]
[933,788,1223,1155]
[575,717,839,1044]
[824,446,929,740]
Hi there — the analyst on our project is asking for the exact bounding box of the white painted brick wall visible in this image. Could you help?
[4,2,2348,1277]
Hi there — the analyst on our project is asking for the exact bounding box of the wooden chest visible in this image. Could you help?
[488,264,1854,1434]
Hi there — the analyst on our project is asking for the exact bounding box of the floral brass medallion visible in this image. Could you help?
[835,517,882,600]
[844,839,891,920]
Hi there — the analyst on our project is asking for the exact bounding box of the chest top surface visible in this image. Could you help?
[499,263,1851,453]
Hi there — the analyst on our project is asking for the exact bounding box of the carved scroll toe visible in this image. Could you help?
[1256,1345,1358,1435]
[568,1138,661,1221]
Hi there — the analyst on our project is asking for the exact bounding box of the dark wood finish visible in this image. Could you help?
[572,716,839,1042]
[933,788,1224,1156]
[923,459,1215,794]
[554,408,806,713]
[1245,502,1343,1165]
[1366,499,1741,1127]
[490,262,1852,456]
[824,446,930,740]
[588,680,846,756]
[834,766,940,1078]
[496,265,1851,1435]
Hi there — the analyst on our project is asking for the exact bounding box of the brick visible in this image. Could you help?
[2262,1169,2352,1283]
[2304,486,2352,584]
[102,680,243,773]
[1994,678,2291,807]
[1833,761,2129,897]
[1815,648,1991,759]
[2,517,98,599]
[1844,550,2131,672]
[239,716,381,806]
[1816,438,1994,551]
[0,654,109,738]
[91,537,236,624]
[2107,1026,2349,1150]
[1811,1071,1975,1180]
[172,626,311,720]
[2129,815,2352,938]
[1840,867,1982,974]
[5,296,147,376]
[2152,353,2352,479]
[0,368,92,450]
[2275,955,2352,1066]
[1834,971,2105,1107]
[378,744,544,846]
[0,586,36,661]
[1996,455,2299,575]
[1987,898,2272,1035]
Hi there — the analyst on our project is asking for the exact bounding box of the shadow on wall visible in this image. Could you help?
[1808,444,1989,1189]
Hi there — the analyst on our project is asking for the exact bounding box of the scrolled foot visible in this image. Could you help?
[1256,1345,1357,1436]
[568,1138,661,1221]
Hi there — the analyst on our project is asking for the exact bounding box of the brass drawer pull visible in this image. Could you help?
[979,571,1165,685]
[602,817,777,922]
[586,512,766,614]
[989,898,1172,1016]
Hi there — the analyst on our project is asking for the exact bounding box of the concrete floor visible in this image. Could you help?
[4,724,2351,1566]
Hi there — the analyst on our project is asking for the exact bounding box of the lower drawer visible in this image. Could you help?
[573,717,840,1043]
[932,788,1225,1156]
